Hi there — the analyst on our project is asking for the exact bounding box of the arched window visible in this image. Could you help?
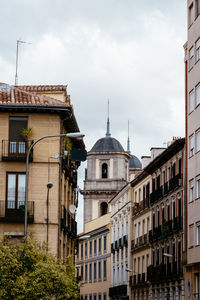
[102,163,108,178]
[100,202,108,216]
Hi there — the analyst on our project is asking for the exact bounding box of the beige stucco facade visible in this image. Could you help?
[0,85,84,260]
[77,213,111,300]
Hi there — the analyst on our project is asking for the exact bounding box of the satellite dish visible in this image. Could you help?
[69,204,77,214]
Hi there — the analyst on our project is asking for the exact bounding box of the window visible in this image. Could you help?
[85,264,88,282]
[89,263,92,281]
[189,47,194,69]
[94,240,97,255]
[190,179,194,202]
[190,224,194,247]
[98,237,101,253]
[102,163,108,178]
[100,202,108,216]
[94,262,97,281]
[190,135,194,157]
[89,295,92,300]
[196,130,200,152]
[98,261,101,280]
[197,223,200,245]
[189,3,194,26]
[81,265,83,280]
[103,260,107,280]
[104,235,107,252]
[196,0,200,17]
[89,241,92,256]
[7,173,25,209]
[9,117,28,155]
[85,296,88,300]
[196,39,200,62]
[196,176,200,199]
[85,242,88,257]
[94,294,97,300]
[189,90,195,112]
[196,84,200,106]
[98,294,102,300]
[167,205,170,221]
[81,244,83,259]
[103,293,107,300]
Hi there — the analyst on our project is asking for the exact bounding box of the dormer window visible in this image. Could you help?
[102,163,108,178]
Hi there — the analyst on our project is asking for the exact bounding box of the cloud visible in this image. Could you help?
[0,0,186,232]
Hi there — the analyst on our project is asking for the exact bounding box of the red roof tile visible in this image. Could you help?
[0,84,68,107]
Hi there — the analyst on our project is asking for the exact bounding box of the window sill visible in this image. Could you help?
[189,200,194,204]
[188,246,194,249]
[195,244,200,247]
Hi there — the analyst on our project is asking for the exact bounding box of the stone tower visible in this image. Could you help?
[82,114,131,225]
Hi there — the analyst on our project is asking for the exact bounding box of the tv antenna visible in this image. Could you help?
[15,39,31,85]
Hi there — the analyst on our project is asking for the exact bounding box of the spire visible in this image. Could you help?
[127,120,131,153]
[106,99,111,137]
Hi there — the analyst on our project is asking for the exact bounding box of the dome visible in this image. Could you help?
[90,136,125,152]
[129,154,142,169]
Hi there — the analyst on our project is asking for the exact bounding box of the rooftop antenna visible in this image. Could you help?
[15,39,31,85]
[127,120,131,154]
[106,99,111,137]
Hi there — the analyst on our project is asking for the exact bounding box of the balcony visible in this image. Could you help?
[150,174,182,206]
[149,218,182,243]
[2,140,33,162]
[0,200,34,223]
[109,285,127,298]
[147,262,183,283]
[131,234,148,252]
[61,205,77,237]
[130,273,147,288]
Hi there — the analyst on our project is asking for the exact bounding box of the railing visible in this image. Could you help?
[2,140,34,161]
[150,174,182,206]
[132,197,150,216]
[129,273,146,287]
[147,262,183,283]
[0,200,34,223]
[109,285,127,298]
[61,205,77,236]
[149,217,182,243]
[131,234,148,251]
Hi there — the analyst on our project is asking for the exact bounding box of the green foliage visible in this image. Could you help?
[0,236,79,300]
[21,127,33,139]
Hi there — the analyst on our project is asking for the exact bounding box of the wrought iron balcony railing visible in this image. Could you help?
[0,200,34,223]
[2,140,34,161]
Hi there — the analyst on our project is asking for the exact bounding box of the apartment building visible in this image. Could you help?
[184,0,200,298]
[77,214,111,300]
[130,174,151,300]
[147,138,185,299]
[0,83,85,259]
[109,183,131,300]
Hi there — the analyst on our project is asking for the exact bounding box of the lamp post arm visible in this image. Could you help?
[24,134,68,239]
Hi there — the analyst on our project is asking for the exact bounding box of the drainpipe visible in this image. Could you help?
[58,121,63,258]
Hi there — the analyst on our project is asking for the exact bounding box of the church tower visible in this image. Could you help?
[82,110,131,225]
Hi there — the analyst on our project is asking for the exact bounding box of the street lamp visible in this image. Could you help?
[24,132,84,239]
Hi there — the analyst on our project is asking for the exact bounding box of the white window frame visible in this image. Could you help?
[196,39,200,62]
[189,47,194,69]
[196,223,200,245]
[190,224,194,247]
[189,3,194,26]
[190,179,194,202]
[196,130,200,153]
[189,90,195,113]
[196,83,200,106]
[196,176,200,199]
[190,135,194,157]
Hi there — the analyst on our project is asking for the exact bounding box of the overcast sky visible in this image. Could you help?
[0,0,187,232]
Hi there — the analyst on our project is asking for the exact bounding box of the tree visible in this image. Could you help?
[0,236,79,300]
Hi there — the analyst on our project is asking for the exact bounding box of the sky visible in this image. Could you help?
[0,0,187,232]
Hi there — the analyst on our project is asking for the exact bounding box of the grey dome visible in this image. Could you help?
[129,154,142,169]
[90,137,125,152]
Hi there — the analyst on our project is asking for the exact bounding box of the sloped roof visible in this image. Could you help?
[0,84,67,107]
[17,85,67,93]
